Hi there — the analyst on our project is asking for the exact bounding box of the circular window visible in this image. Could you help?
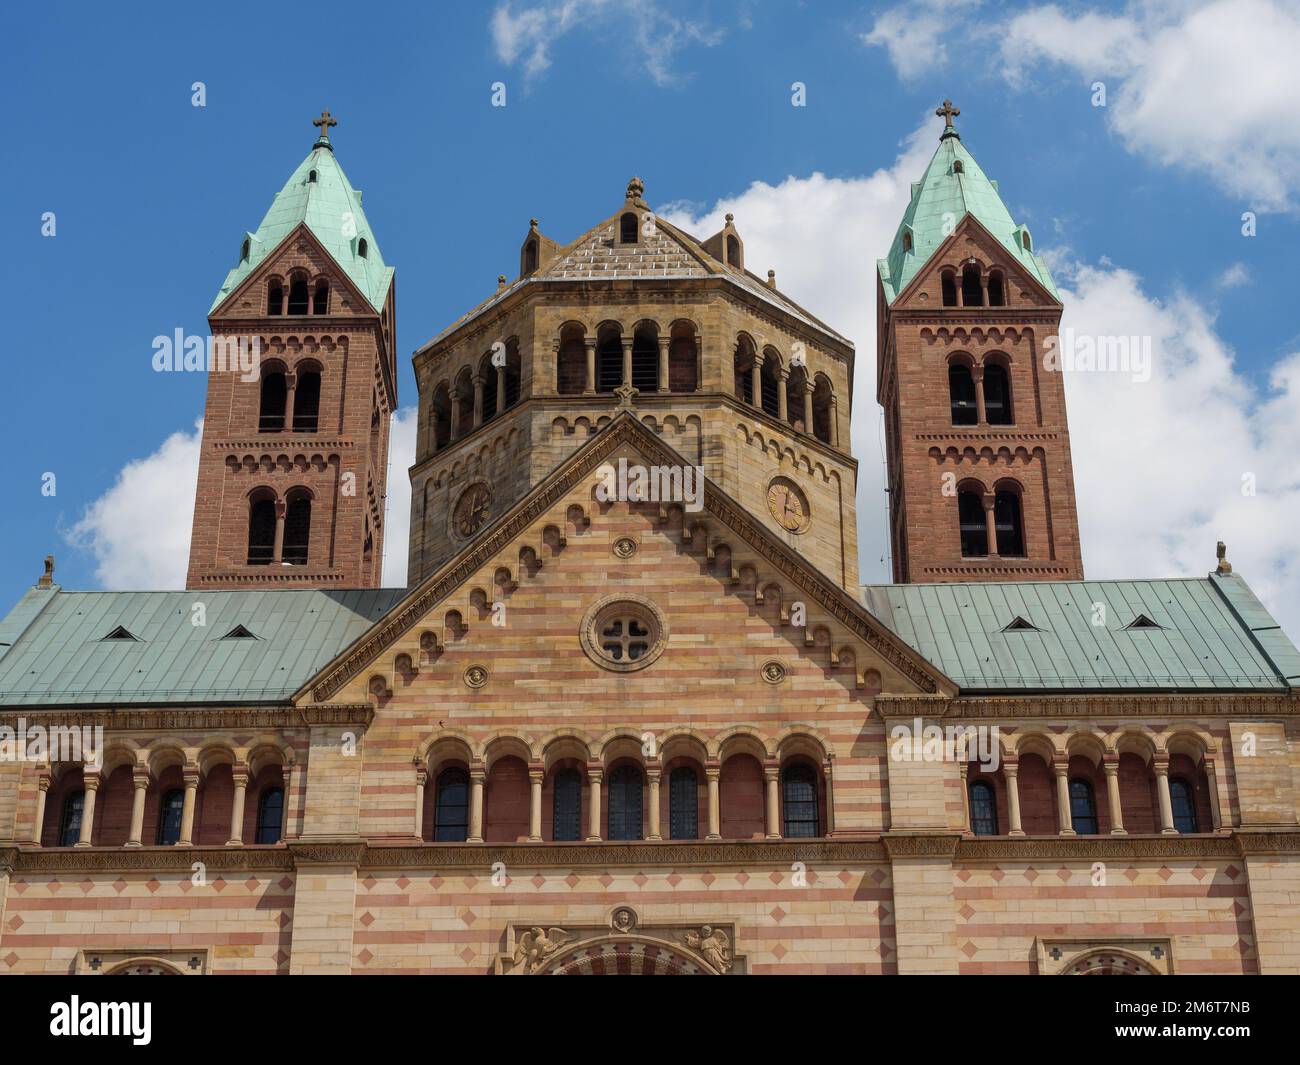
[580,595,667,673]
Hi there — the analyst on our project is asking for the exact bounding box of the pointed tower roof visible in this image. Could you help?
[210,111,393,313]
[878,100,1058,305]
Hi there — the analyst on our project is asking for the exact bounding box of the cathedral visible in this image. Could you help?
[1,104,1297,976]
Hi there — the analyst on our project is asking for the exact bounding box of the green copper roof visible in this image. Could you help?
[0,586,406,706]
[878,130,1059,305]
[861,573,1300,692]
[210,139,393,313]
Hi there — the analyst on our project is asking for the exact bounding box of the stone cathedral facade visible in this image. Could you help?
[1,108,1298,976]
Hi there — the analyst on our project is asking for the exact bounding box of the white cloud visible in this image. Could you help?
[1216,262,1250,289]
[381,406,419,587]
[490,0,723,87]
[68,409,419,591]
[66,421,202,589]
[660,122,1300,644]
[864,0,1300,210]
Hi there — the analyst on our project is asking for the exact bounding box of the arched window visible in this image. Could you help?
[1068,779,1098,834]
[953,159,964,174]
[282,493,312,565]
[556,326,586,396]
[961,263,983,307]
[431,384,452,450]
[668,766,698,840]
[59,790,85,847]
[948,364,977,425]
[255,787,284,844]
[994,490,1024,557]
[357,238,368,259]
[246,492,276,565]
[901,230,913,252]
[620,212,638,244]
[941,271,957,307]
[668,324,698,393]
[759,354,780,418]
[267,280,284,315]
[287,275,309,315]
[1170,778,1199,834]
[607,764,643,841]
[523,240,538,274]
[312,279,329,314]
[983,363,1012,424]
[811,377,833,443]
[293,370,321,432]
[308,169,317,183]
[733,337,755,405]
[552,768,582,841]
[958,489,988,557]
[631,327,658,392]
[433,768,470,841]
[785,367,809,432]
[157,789,184,846]
[240,238,250,263]
[782,764,819,837]
[596,330,622,393]
[969,780,998,836]
[259,370,287,431]
[726,234,741,267]
[987,270,1005,307]
[480,355,499,422]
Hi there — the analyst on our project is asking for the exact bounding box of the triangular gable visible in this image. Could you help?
[209,221,380,320]
[890,212,1061,310]
[300,413,955,703]
[536,211,717,281]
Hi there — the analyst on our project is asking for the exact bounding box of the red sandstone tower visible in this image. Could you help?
[877,101,1083,583]
[186,113,396,589]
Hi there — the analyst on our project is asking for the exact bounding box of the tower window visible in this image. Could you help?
[240,238,250,263]
[901,230,913,253]
[620,212,639,244]
[994,490,1025,557]
[726,234,741,267]
[607,764,644,841]
[552,768,582,841]
[524,240,538,274]
[596,332,622,393]
[267,281,284,316]
[669,766,699,840]
[961,263,983,306]
[782,764,819,838]
[1068,779,1098,834]
[246,492,276,565]
[59,790,85,847]
[157,789,185,846]
[312,279,329,314]
[632,329,658,392]
[958,490,988,557]
[759,357,780,417]
[1170,778,1198,834]
[433,768,469,842]
[1022,230,1033,252]
[308,169,317,183]
[357,238,368,259]
[941,271,957,307]
[293,370,321,432]
[255,787,284,844]
[949,364,977,425]
[988,271,1006,307]
[969,780,997,835]
[259,371,287,432]
[953,159,964,174]
[287,276,309,315]
[282,493,312,565]
[983,363,1012,424]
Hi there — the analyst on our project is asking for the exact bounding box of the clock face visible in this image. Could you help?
[767,478,809,532]
[453,483,492,537]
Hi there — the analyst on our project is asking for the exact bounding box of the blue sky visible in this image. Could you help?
[3,0,1299,638]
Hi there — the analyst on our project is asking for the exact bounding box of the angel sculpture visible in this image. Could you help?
[513,926,572,973]
[684,925,732,973]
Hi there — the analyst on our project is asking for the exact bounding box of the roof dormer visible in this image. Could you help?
[703,212,744,270]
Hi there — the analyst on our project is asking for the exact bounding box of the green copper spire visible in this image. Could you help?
[878,100,1058,305]
[210,112,394,313]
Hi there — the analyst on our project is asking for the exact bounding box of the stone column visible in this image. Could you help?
[496,363,507,415]
[281,761,296,839]
[76,771,100,847]
[750,353,763,409]
[31,772,51,845]
[427,408,440,455]
[646,767,662,840]
[528,764,544,842]
[413,764,427,840]
[657,337,670,392]
[823,761,836,836]
[828,395,840,447]
[693,334,702,392]
[449,388,461,439]
[971,365,987,424]
[178,767,200,846]
[1205,758,1224,830]
[472,374,484,428]
[705,764,721,840]
[764,762,781,839]
[586,767,603,841]
[284,371,298,432]
[959,762,972,833]
[1053,762,1075,835]
[983,493,998,557]
[802,382,814,433]
[468,766,486,842]
[126,767,149,847]
[1104,758,1126,835]
[583,339,596,394]
[621,339,633,388]
[227,766,249,846]
[1004,760,1024,836]
[272,499,287,563]
[1154,757,1177,834]
[777,369,789,421]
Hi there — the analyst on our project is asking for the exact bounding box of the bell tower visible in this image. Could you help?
[877,101,1083,583]
[186,113,397,589]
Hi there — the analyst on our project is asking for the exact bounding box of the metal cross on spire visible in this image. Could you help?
[312,109,338,148]
[936,98,960,140]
